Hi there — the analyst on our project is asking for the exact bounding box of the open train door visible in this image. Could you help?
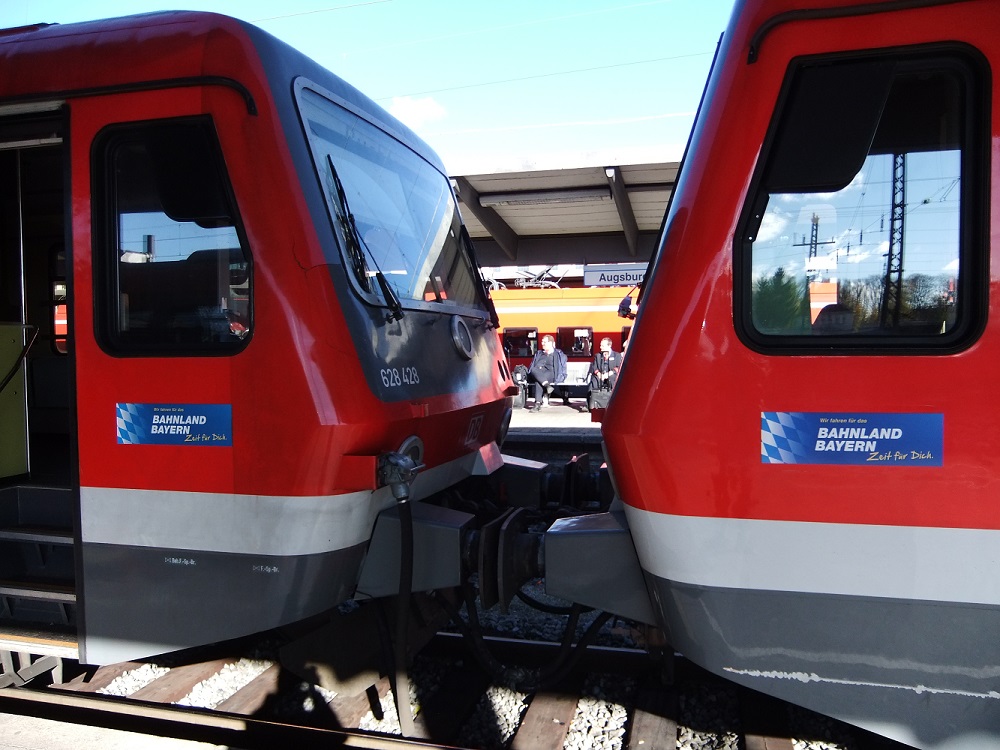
[0,324,29,478]
[0,105,79,658]
[0,109,73,483]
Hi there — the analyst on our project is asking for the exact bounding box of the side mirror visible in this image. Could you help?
[618,295,635,320]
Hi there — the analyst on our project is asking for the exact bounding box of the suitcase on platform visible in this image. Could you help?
[591,389,612,409]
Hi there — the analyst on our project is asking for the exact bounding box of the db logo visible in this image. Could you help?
[465,414,484,445]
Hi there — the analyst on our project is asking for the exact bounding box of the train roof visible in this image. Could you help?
[0,10,446,174]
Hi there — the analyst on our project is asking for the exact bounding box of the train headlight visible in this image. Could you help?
[450,315,474,360]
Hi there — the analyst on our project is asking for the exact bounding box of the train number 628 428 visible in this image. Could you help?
[380,366,420,388]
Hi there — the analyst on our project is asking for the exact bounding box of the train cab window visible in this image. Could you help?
[557,327,593,357]
[295,83,487,314]
[94,119,251,354]
[738,51,985,351]
[503,328,537,358]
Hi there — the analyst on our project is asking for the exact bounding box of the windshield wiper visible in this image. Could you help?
[326,155,404,322]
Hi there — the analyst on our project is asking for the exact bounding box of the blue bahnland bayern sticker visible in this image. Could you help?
[116,403,232,446]
[761,412,942,466]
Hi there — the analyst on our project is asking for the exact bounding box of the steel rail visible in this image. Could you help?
[0,686,462,750]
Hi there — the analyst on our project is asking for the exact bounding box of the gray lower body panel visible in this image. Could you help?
[647,575,1000,750]
[80,541,364,665]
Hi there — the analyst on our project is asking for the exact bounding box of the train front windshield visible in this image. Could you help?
[296,83,485,314]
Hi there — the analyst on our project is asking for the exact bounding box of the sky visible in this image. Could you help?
[753,152,962,282]
[0,0,736,174]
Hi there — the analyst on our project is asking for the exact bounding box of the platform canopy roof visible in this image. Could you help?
[452,161,679,269]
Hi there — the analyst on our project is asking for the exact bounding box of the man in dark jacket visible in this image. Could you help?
[588,337,623,411]
[527,334,567,411]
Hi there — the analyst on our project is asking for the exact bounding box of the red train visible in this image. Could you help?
[5,3,998,748]
[0,11,514,668]
[595,0,1000,746]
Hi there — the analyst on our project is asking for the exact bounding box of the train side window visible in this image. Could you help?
[93,118,251,354]
[503,328,537,358]
[737,50,986,351]
[557,327,593,357]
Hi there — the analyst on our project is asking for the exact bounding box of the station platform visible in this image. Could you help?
[510,398,601,431]
[0,712,224,750]
[508,397,603,431]
[506,398,605,453]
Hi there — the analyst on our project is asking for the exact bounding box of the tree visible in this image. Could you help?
[752,268,809,334]
[839,273,953,333]
[838,277,882,330]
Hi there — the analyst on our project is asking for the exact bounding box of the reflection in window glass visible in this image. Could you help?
[557,327,593,357]
[753,151,959,335]
[746,58,972,340]
[297,87,484,310]
[503,328,537,358]
[101,121,251,351]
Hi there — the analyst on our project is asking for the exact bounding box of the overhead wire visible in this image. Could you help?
[253,0,712,103]
[301,0,682,54]
[377,51,713,101]
[252,0,394,23]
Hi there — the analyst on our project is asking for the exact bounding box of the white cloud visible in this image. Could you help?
[755,209,789,244]
[387,96,447,129]
[838,247,875,264]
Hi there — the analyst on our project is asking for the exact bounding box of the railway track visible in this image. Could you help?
[1,621,914,750]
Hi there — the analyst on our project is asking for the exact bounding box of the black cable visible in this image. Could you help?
[515,588,593,617]
[531,611,613,689]
[443,581,613,693]
[394,498,415,736]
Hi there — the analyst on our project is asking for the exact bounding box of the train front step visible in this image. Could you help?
[0,485,75,529]
[0,527,74,545]
[0,484,78,646]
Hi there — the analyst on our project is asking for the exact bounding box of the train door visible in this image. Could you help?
[0,108,73,487]
[66,86,256,664]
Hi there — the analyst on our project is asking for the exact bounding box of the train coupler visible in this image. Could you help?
[492,452,614,513]
[476,507,543,613]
